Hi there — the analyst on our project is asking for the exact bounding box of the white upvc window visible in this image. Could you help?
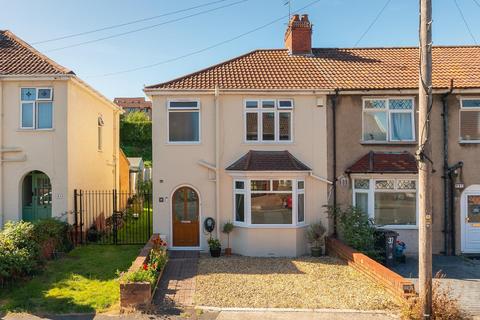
[233,178,305,227]
[352,177,418,228]
[362,98,415,143]
[20,88,54,130]
[459,98,480,143]
[167,100,200,143]
[244,99,293,143]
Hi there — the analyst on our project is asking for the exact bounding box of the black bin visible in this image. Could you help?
[374,228,399,267]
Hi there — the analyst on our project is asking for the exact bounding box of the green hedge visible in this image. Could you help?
[120,120,152,161]
[0,219,73,285]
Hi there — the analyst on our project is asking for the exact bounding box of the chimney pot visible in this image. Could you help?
[284,13,312,55]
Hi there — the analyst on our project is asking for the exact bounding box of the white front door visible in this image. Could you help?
[462,191,480,253]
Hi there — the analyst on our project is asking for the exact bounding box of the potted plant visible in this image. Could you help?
[207,237,221,257]
[306,222,327,257]
[222,222,234,256]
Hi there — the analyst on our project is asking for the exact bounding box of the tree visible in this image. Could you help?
[123,111,150,123]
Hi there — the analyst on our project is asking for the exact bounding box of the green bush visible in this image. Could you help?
[0,219,73,284]
[33,218,73,253]
[120,117,152,161]
[327,205,380,259]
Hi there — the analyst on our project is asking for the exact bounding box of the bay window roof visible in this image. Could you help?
[226,150,311,172]
[346,151,417,174]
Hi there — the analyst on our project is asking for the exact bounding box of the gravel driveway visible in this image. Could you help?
[195,255,399,311]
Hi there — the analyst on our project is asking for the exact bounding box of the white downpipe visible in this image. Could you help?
[214,86,220,239]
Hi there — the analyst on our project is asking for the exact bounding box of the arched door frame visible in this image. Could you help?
[20,170,53,222]
[169,184,201,249]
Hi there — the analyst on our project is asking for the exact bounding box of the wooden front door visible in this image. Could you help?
[22,171,52,222]
[172,187,199,247]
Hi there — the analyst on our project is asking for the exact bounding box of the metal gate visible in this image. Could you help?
[73,189,152,245]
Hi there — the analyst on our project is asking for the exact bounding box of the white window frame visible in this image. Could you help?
[233,180,246,225]
[232,177,305,227]
[20,87,54,130]
[459,97,480,143]
[352,175,418,229]
[244,99,293,143]
[362,97,415,143]
[166,99,201,144]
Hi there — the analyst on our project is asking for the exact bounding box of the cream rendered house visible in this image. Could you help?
[147,13,480,257]
[0,30,122,226]
[146,15,331,257]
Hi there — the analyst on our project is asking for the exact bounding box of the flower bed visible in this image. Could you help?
[118,234,167,310]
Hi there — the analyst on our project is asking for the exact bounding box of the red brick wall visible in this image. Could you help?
[326,237,416,301]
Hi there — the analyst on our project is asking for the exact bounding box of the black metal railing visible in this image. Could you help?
[73,189,152,245]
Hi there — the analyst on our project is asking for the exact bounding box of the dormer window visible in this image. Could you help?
[244,99,293,143]
[20,88,53,130]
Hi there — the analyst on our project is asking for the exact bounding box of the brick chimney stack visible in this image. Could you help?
[284,14,312,55]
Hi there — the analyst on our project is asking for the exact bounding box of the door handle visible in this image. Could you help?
[466,217,470,223]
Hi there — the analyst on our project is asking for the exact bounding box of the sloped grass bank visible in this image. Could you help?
[0,245,141,314]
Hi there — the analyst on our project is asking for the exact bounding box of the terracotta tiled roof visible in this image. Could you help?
[146,47,480,90]
[226,150,311,171]
[0,30,73,75]
[346,151,418,174]
[113,97,152,109]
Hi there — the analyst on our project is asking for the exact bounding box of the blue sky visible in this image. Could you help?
[1,0,479,99]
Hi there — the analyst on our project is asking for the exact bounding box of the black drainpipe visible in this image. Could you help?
[441,81,453,255]
[332,89,340,236]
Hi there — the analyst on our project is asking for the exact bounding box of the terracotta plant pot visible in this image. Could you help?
[311,247,323,257]
[225,248,232,256]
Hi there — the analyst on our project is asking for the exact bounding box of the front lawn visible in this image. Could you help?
[196,255,399,310]
[0,244,141,314]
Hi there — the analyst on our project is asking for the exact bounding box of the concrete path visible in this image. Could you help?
[152,251,199,310]
[393,255,480,316]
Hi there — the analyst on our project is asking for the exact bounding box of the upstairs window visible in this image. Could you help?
[168,100,200,143]
[460,99,480,142]
[20,88,53,129]
[362,98,414,143]
[245,99,293,143]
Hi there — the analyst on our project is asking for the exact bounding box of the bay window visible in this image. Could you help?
[233,178,305,226]
[168,100,200,143]
[363,98,415,142]
[353,177,417,227]
[20,88,53,130]
[245,99,293,142]
[460,98,480,142]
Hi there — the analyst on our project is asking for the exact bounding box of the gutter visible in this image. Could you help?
[214,85,220,239]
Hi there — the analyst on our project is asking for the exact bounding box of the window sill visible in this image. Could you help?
[243,141,294,145]
[375,225,418,230]
[233,222,307,229]
[459,140,480,145]
[166,141,201,146]
[360,141,416,146]
[17,128,55,132]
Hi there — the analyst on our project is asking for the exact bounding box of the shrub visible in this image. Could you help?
[33,218,73,253]
[327,205,380,259]
[207,238,221,250]
[0,219,74,284]
[401,273,468,320]
[306,222,327,248]
[0,221,40,283]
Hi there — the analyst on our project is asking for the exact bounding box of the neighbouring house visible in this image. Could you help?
[0,30,122,227]
[127,157,144,193]
[119,149,130,194]
[114,97,152,119]
[145,13,480,256]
